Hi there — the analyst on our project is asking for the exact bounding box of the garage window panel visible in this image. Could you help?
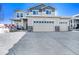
[59,22,67,24]
[37,21,39,23]
[41,21,43,23]
[46,21,54,24]
[49,21,51,23]
[44,21,47,23]
[39,21,41,23]
[51,21,54,23]
[34,21,38,23]
[47,21,49,23]
[47,21,50,23]
[34,21,36,23]
[34,21,54,24]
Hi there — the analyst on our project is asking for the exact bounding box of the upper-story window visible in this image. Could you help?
[32,10,38,15]
[21,13,23,17]
[17,13,19,18]
[46,10,51,14]
[16,13,24,18]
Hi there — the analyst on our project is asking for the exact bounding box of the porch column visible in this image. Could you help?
[74,20,77,29]
[21,19,24,27]
[22,19,27,30]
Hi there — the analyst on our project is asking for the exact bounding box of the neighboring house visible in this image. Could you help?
[11,4,72,32]
[71,14,79,30]
[0,24,10,33]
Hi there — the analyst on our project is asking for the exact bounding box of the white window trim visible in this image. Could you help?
[45,9,52,14]
[16,12,24,18]
[32,10,39,15]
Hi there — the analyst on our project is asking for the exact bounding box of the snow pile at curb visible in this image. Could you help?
[0,32,26,55]
[71,30,79,32]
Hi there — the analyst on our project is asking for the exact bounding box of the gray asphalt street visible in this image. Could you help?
[7,32,79,55]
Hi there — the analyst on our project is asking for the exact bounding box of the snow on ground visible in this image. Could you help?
[71,30,79,32]
[0,32,26,55]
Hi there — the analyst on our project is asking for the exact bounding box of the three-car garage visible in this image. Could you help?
[27,16,70,32]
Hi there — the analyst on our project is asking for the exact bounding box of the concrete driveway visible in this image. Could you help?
[7,32,79,55]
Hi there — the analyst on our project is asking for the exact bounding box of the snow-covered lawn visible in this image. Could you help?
[0,32,26,55]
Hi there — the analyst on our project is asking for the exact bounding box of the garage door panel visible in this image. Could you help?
[33,24,54,32]
[60,26,68,31]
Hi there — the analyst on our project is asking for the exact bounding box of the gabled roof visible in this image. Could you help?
[73,14,79,17]
[28,4,55,10]
[15,10,23,12]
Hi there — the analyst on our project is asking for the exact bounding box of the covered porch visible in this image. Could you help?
[73,19,79,30]
[12,18,28,30]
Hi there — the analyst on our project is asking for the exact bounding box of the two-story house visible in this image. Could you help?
[11,4,71,32]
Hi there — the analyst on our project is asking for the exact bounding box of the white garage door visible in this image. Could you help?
[60,26,68,31]
[33,21,54,32]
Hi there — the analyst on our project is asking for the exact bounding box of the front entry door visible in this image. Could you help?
[23,19,28,30]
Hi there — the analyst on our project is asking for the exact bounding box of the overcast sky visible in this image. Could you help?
[1,3,79,24]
